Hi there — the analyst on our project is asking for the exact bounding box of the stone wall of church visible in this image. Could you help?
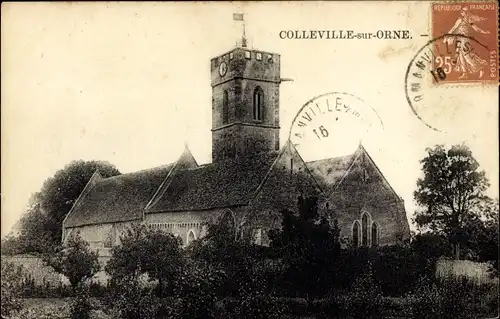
[212,124,279,161]
[144,207,247,246]
[245,145,323,245]
[65,220,140,257]
[323,161,409,247]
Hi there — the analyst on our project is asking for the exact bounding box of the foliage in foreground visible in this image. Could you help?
[105,223,185,296]
[1,258,25,317]
[43,232,100,290]
[269,196,342,299]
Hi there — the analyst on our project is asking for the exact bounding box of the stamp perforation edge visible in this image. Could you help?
[426,0,499,88]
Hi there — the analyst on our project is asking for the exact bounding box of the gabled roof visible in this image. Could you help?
[145,152,280,213]
[64,143,401,227]
[64,164,173,228]
[306,153,356,193]
[307,144,403,201]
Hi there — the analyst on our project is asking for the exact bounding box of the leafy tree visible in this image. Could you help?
[470,198,499,275]
[269,196,341,300]
[186,215,277,318]
[1,235,22,256]
[43,231,100,290]
[36,160,120,245]
[2,203,54,255]
[105,223,185,296]
[188,217,263,299]
[414,144,490,259]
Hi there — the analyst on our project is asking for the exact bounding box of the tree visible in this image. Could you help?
[414,144,490,260]
[187,217,262,299]
[470,198,499,275]
[44,231,100,290]
[186,215,276,318]
[105,224,185,296]
[269,196,341,300]
[2,203,54,255]
[36,160,121,245]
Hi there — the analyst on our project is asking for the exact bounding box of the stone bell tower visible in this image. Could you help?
[210,46,281,162]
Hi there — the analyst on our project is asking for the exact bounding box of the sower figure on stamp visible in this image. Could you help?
[443,6,490,79]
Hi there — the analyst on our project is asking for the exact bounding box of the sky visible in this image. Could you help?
[1,2,498,235]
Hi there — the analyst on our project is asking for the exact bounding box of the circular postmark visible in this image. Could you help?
[405,34,495,132]
[288,92,384,161]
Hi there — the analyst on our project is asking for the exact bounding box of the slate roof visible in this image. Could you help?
[64,164,173,227]
[145,152,280,213]
[306,154,356,192]
[64,147,369,227]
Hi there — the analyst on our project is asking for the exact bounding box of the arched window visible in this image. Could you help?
[218,209,237,240]
[253,228,262,245]
[222,90,229,124]
[219,210,236,229]
[362,213,369,246]
[186,230,196,246]
[352,221,360,248]
[253,87,264,121]
[104,227,114,248]
[371,222,379,247]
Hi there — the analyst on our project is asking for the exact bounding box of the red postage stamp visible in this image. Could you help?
[431,2,498,84]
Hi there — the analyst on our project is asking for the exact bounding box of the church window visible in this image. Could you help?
[361,212,369,246]
[253,228,262,245]
[371,222,379,247]
[229,52,234,60]
[244,50,251,59]
[186,230,196,246]
[253,87,264,121]
[256,52,262,60]
[352,221,360,248]
[104,228,114,248]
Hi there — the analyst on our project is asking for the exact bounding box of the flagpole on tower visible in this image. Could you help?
[233,12,246,48]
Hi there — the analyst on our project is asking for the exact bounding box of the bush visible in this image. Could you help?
[108,278,160,319]
[471,281,499,317]
[310,297,342,318]
[176,260,223,319]
[69,283,94,319]
[409,276,477,319]
[43,232,100,290]
[1,258,25,317]
[230,294,286,319]
[16,302,70,319]
[105,224,184,297]
[339,264,383,319]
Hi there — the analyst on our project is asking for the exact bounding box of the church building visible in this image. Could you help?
[62,40,410,256]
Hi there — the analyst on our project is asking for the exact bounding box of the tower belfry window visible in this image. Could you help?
[222,90,229,124]
[253,87,264,121]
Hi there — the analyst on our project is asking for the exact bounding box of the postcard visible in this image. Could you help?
[1,2,498,318]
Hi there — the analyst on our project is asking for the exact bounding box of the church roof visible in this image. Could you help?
[64,164,173,227]
[64,144,399,228]
[145,151,280,213]
[306,154,356,192]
